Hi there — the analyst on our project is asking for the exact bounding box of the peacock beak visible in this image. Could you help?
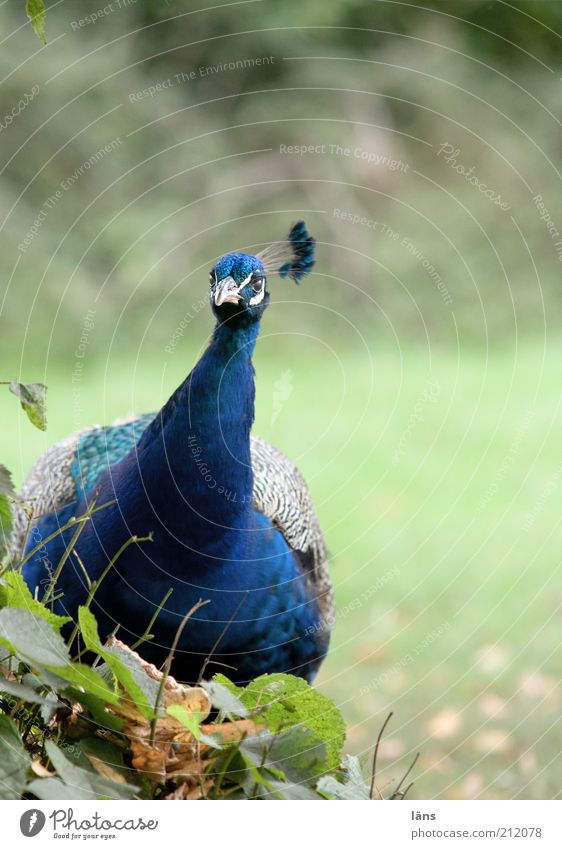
[214,276,243,306]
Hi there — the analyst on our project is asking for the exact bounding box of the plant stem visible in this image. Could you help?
[68,534,152,658]
[370,711,393,800]
[131,586,173,650]
[149,598,210,747]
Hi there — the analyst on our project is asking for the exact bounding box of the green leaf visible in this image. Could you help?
[0,607,115,707]
[203,678,248,717]
[64,689,123,732]
[0,465,15,498]
[0,495,13,559]
[0,608,69,667]
[0,467,15,559]
[40,691,62,724]
[165,704,222,748]
[166,704,204,736]
[262,780,324,800]
[40,741,138,801]
[25,0,47,45]
[317,755,370,799]
[42,662,119,705]
[0,676,50,706]
[9,380,47,430]
[230,673,346,773]
[317,774,369,799]
[100,640,160,708]
[28,777,82,800]
[0,714,30,800]
[78,607,155,718]
[241,727,327,784]
[0,571,71,631]
[74,736,129,777]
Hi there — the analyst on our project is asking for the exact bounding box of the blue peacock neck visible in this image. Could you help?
[136,313,262,551]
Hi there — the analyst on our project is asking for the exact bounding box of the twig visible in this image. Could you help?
[131,586,174,651]
[370,711,393,800]
[1,497,115,580]
[392,751,419,800]
[17,503,35,565]
[197,590,249,684]
[401,781,415,800]
[41,513,93,607]
[149,598,210,747]
[73,549,92,590]
[68,534,153,657]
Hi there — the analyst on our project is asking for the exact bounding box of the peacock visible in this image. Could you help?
[11,222,334,685]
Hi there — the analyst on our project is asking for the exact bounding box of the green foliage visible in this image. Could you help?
[200,679,248,717]
[0,570,369,799]
[213,672,347,773]
[9,381,47,431]
[0,714,30,799]
[166,704,222,749]
[0,377,47,557]
[0,607,69,667]
[0,571,70,632]
[25,0,46,44]
[317,755,371,800]
[78,607,158,719]
[0,464,15,555]
[29,741,138,801]
[2,1,560,366]
[0,466,14,498]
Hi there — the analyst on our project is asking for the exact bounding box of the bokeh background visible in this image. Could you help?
[1,0,561,799]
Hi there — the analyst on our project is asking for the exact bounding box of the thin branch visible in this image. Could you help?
[1,497,115,579]
[17,503,35,565]
[149,598,210,747]
[68,534,153,657]
[197,590,249,684]
[370,711,393,800]
[73,549,92,590]
[131,586,173,651]
[392,751,420,800]
[401,781,415,800]
[41,511,93,606]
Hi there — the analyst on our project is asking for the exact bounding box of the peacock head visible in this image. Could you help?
[210,221,316,325]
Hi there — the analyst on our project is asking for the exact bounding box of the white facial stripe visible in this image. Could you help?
[249,287,265,306]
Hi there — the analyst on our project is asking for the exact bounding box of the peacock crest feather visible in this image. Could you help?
[256,220,316,282]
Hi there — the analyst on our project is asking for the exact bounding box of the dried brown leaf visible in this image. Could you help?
[0,665,17,682]
[87,755,128,784]
[130,739,168,784]
[184,780,213,800]
[200,718,264,743]
[31,759,54,777]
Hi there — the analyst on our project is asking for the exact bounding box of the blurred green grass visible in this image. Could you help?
[2,338,560,799]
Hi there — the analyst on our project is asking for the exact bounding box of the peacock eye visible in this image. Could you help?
[251,276,265,293]
[209,271,216,286]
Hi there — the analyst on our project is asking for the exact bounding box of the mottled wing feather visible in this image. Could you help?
[9,428,88,561]
[11,418,334,625]
[250,436,333,626]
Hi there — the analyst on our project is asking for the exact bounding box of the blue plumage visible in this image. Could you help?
[20,222,331,685]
